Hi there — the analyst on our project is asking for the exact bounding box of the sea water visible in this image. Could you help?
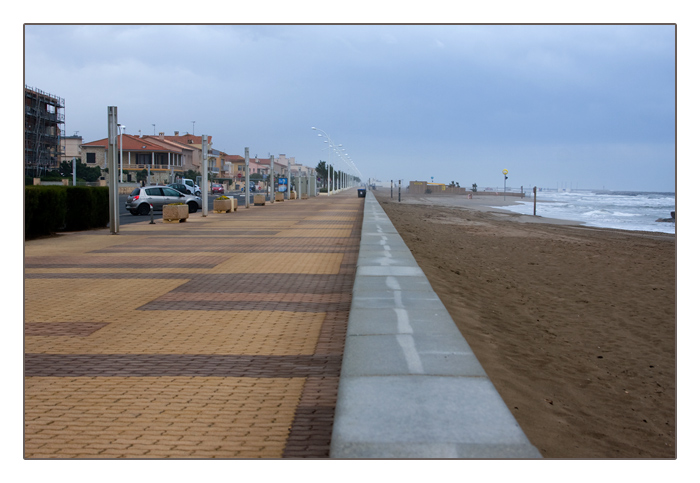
[495,191,676,234]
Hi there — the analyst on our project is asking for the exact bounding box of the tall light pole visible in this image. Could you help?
[107,106,119,234]
[335,144,343,190]
[312,127,333,195]
[117,124,126,183]
[192,121,195,135]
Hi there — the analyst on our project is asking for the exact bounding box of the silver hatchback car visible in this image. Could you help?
[126,186,202,215]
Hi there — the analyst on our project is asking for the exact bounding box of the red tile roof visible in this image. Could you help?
[162,134,212,146]
[81,134,181,152]
[141,136,190,152]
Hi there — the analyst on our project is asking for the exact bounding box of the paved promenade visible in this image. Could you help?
[24,191,362,458]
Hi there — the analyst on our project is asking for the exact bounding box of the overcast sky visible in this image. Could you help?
[24,23,676,191]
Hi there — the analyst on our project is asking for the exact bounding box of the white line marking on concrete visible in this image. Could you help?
[386,276,401,291]
[396,334,425,374]
[394,308,411,332]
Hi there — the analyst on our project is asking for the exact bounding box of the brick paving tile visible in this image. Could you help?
[24,192,363,459]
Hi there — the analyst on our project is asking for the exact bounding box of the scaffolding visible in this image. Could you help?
[25,85,65,177]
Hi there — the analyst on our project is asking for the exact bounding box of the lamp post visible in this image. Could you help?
[335,144,343,190]
[117,124,126,183]
[312,127,362,191]
[312,127,333,195]
[502,169,509,201]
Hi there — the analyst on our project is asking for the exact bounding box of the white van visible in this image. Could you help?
[182,178,201,196]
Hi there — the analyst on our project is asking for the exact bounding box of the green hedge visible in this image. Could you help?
[25,186,109,239]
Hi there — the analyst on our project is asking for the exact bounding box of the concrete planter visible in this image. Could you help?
[301,193,309,200]
[275,192,285,202]
[162,204,189,223]
[290,191,297,200]
[254,194,266,206]
[213,198,234,213]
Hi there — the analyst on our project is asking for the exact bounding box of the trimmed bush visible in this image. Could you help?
[64,186,109,231]
[24,186,67,238]
[25,186,109,239]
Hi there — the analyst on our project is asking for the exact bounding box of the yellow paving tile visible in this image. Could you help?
[275,228,352,238]
[207,252,344,274]
[25,268,206,274]
[25,377,304,459]
[305,216,357,221]
[24,278,189,322]
[24,234,149,257]
[26,311,326,355]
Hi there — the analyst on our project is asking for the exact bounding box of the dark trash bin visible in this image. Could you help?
[357,189,366,198]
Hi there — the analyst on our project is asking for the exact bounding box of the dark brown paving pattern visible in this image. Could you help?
[25,322,110,337]
[25,353,342,377]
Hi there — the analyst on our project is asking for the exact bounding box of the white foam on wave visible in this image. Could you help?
[494,190,675,234]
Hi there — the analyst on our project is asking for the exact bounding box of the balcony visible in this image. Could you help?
[128,164,182,171]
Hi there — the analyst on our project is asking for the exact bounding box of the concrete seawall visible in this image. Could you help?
[330,191,541,458]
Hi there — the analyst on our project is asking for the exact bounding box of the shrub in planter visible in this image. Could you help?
[213,196,233,213]
[162,203,189,223]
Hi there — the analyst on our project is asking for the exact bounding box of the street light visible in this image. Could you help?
[117,124,126,183]
[331,143,343,191]
[312,127,333,195]
[312,127,363,190]
[323,139,333,194]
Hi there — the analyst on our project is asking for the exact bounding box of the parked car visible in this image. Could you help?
[126,186,202,215]
[211,183,224,195]
[181,178,202,196]
[167,183,189,195]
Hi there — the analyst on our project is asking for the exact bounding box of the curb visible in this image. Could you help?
[330,191,541,458]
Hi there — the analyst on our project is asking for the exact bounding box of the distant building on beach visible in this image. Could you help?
[408,180,466,195]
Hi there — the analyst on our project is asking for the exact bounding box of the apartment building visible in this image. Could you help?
[81,134,186,185]
[25,85,65,176]
[60,134,83,163]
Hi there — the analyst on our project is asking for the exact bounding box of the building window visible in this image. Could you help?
[86,152,96,164]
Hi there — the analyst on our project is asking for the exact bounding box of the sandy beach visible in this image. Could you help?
[373,190,676,458]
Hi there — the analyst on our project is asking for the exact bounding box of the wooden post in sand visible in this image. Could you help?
[533,186,537,216]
